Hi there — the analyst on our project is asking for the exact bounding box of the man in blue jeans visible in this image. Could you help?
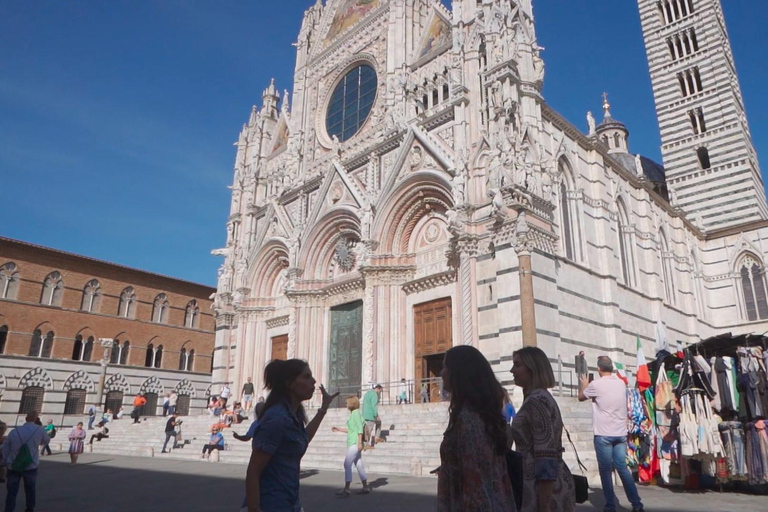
[2,412,49,512]
[579,356,644,512]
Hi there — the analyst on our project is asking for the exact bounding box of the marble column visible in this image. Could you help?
[514,214,537,348]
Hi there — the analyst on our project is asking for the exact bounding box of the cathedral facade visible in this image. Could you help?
[212,0,768,402]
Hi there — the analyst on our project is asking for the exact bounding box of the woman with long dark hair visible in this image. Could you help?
[510,346,574,512]
[245,359,338,512]
[436,345,516,511]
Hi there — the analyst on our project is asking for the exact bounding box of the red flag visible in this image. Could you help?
[636,336,651,391]
[676,340,684,359]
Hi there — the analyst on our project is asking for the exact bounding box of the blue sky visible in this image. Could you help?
[1,1,766,287]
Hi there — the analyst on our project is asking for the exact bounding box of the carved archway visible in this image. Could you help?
[63,370,96,392]
[374,171,453,254]
[248,240,290,298]
[18,367,54,390]
[105,373,131,394]
[139,376,164,395]
[300,208,362,280]
[173,378,197,397]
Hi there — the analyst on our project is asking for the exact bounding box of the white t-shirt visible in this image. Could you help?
[169,394,178,406]
[583,374,629,437]
[220,386,231,399]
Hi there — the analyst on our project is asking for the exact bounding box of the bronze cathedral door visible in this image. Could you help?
[414,298,452,402]
[328,301,363,397]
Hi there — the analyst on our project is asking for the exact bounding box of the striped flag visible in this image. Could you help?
[636,336,652,391]
[614,361,628,385]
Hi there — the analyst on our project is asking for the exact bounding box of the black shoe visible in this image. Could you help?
[631,508,645,512]
[161,450,168,453]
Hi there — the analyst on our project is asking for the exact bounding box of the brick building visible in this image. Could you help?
[0,237,216,425]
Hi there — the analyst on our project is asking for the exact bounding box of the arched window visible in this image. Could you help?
[154,345,163,369]
[179,345,195,371]
[64,389,87,415]
[81,280,102,313]
[72,335,83,361]
[0,325,7,354]
[118,287,137,319]
[560,182,574,260]
[19,386,45,414]
[72,335,94,362]
[0,262,20,300]
[110,339,121,364]
[121,341,130,365]
[145,343,155,367]
[152,294,169,324]
[41,271,64,306]
[739,255,768,321]
[184,300,199,329]
[104,390,123,415]
[697,147,711,169]
[613,133,621,148]
[659,232,676,305]
[29,329,54,358]
[616,200,634,286]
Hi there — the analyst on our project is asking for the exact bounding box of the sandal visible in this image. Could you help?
[335,489,350,497]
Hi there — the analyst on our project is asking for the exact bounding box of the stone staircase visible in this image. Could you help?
[87,397,599,480]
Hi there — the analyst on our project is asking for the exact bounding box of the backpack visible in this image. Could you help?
[49,428,56,439]
[11,430,35,472]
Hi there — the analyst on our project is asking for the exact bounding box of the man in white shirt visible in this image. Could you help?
[168,392,178,416]
[579,356,644,512]
[2,412,49,512]
[219,383,231,406]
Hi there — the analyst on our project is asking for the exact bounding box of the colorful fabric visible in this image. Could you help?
[636,337,652,391]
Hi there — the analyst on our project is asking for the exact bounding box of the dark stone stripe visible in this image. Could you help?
[534,299,559,311]
[499,326,522,334]
[559,311,621,330]
[558,286,619,308]
[531,271,557,284]
[498,295,520,304]
[478,304,498,312]
[478,332,500,340]
[497,267,520,276]
[477,277,497,285]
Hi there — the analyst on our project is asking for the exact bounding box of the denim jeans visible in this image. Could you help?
[162,431,177,452]
[87,416,95,429]
[5,469,37,512]
[594,436,643,511]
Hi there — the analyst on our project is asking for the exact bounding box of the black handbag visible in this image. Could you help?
[563,426,589,504]
[505,450,524,511]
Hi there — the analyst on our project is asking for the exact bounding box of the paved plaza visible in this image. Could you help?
[4,454,766,512]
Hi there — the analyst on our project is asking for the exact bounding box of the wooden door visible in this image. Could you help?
[328,301,363,397]
[271,334,288,361]
[414,298,452,402]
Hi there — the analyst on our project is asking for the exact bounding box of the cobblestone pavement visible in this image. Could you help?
[10,453,766,512]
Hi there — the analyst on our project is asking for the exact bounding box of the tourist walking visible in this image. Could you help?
[161,413,179,453]
[68,422,86,465]
[331,396,370,497]
[88,422,109,444]
[437,345,516,512]
[131,393,146,424]
[2,412,50,512]
[201,428,225,459]
[503,389,516,424]
[233,402,266,443]
[244,359,338,512]
[420,383,429,403]
[510,347,575,512]
[168,391,178,416]
[579,356,645,512]
[397,378,409,405]
[162,393,170,417]
[242,377,255,413]
[40,420,55,456]
[575,351,588,380]
[362,384,383,448]
[220,382,231,406]
[87,403,99,430]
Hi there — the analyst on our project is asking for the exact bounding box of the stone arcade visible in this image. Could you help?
[212,0,768,401]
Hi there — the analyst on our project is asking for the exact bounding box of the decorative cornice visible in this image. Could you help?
[402,270,456,295]
[266,315,289,329]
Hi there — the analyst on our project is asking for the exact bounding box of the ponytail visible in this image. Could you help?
[262,359,309,423]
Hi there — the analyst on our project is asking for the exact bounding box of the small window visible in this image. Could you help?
[29,330,54,358]
[145,343,155,367]
[178,348,187,371]
[81,279,102,313]
[64,389,87,415]
[0,262,20,300]
[19,386,45,415]
[697,147,711,169]
[152,294,169,324]
[118,287,137,319]
[184,300,199,329]
[0,325,7,354]
[154,345,163,369]
[41,271,64,306]
[120,341,130,365]
[442,83,449,102]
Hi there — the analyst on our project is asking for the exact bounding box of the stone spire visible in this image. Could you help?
[261,79,280,120]
[595,93,629,155]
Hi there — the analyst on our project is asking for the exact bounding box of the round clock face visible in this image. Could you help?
[326,64,377,143]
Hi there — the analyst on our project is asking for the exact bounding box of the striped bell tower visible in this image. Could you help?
[637,0,767,230]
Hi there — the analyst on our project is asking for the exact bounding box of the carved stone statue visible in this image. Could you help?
[452,171,466,207]
[360,203,373,239]
[635,153,643,176]
[409,146,423,172]
[487,145,503,194]
[587,111,596,136]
